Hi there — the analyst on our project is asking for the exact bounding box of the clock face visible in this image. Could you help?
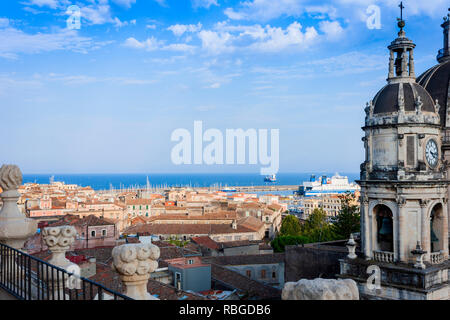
[425,139,438,168]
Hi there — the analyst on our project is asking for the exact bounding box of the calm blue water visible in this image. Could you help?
[22,173,360,191]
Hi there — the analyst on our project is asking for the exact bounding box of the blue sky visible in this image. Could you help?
[0,0,448,174]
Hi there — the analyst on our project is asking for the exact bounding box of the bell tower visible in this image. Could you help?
[339,4,450,300]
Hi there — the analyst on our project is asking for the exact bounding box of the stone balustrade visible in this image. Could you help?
[373,250,395,263]
[430,251,445,265]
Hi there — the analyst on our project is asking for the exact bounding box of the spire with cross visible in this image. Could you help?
[397,2,406,31]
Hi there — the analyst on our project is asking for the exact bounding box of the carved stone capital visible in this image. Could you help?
[112,243,160,300]
[396,196,406,207]
[419,199,431,208]
[42,226,77,268]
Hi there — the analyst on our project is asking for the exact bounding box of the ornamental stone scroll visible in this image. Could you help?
[111,243,160,300]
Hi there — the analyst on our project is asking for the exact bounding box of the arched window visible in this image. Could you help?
[261,269,266,279]
[375,204,393,252]
[430,204,444,253]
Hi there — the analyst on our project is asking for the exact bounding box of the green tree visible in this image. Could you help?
[279,214,302,236]
[271,235,310,253]
[332,192,360,240]
[301,208,336,243]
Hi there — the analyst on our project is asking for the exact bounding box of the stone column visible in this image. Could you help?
[41,226,78,300]
[111,243,160,300]
[442,199,449,260]
[388,50,395,79]
[408,49,415,77]
[362,196,371,259]
[420,201,431,262]
[397,205,405,262]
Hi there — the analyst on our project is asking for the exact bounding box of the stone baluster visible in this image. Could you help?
[346,234,357,259]
[411,241,426,269]
[111,243,160,300]
[0,165,38,287]
[41,226,78,300]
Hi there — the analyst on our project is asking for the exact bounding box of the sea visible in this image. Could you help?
[22,172,360,192]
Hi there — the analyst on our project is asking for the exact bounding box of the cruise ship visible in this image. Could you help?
[264,174,277,182]
[297,173,360,196]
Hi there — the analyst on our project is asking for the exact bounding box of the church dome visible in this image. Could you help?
[417,60,450,125]
[372,82,436,115]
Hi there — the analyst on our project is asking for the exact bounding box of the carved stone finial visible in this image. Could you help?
[411,241,427,270]
[415,96,423,113]
[0,165,23,192]
[42,226,77,267]
[112,243,160,300]
[0,164,37,249]
[435,99,441,114]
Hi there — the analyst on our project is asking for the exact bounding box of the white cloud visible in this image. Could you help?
[0,27,104,59]
[207,82,221,89]
[80,1,113,25]
[146,24,157,29]
[0,18,9,28]
[336,0,448,17]
[249,22,319,52]
[164,43,196,52]
[251,51,386,79]
[167,23,202,36]
[124,37,195,52]
[113,17,136,28]
[198,30,234,54]
[124,37,161,50]
[319,20,344,40]
[24,0,61,9]
[192,0,219,9]
[224,0,448,23]
[111,0,137,9]
[224,0,305,21]
[212,21,323,53]
[153,0,167,7]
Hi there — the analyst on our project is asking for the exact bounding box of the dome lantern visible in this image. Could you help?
[437,8,450,63]
[387,2,416,83]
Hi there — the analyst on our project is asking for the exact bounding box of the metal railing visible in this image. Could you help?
[0,243,132,300]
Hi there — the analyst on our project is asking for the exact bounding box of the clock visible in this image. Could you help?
[425,139,438,168]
